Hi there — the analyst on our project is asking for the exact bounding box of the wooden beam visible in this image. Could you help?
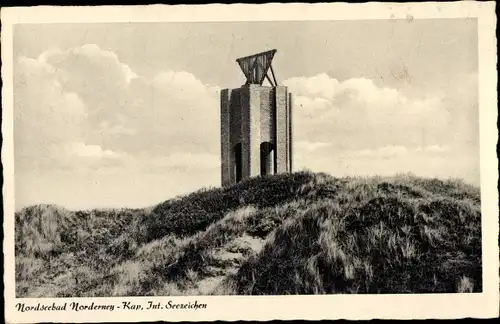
[269,63,278,86]
[254,58,274,86]
[236,49,277,63]
[265,74,275,87]
[251,58,260,84]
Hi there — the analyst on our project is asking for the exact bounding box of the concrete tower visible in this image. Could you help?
[220,49,293,186]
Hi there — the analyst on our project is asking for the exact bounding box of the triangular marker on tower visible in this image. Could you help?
[236,49,277,85]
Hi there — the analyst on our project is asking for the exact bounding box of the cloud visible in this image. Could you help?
[344,145,450,159]
[14,56,88,168]
[15,44,221,174]
[14,44,226,210]
[68,142,121,159]
[285,74,454,151]
[286,73,479,184]
[355,145,408,158]
[144,152,220,173]
[295,141,331,152]
[417,145,449,153]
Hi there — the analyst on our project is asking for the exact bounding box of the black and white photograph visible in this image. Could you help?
[2,2,498,322]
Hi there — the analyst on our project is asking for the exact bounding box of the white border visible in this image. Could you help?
[2,2,498,322]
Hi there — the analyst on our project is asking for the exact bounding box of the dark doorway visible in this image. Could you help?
[260,142,275,176]
[234,143,242,182]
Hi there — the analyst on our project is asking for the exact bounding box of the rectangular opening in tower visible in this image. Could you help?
[260,142,275,176]
[234,143,242,182]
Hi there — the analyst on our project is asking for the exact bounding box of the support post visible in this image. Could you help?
[220,89,232,186]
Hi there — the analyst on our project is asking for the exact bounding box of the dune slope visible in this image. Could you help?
[15,171,482,297]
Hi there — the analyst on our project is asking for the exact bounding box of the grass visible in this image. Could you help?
[14,171,482,297]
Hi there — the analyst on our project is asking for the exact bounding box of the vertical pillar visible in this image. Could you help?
[275,86,289,173]
[249,85,261,177]
[220,89,232,186]
[240,85,261,179]
[240,86,251,179]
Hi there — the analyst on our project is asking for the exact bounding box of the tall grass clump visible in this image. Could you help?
[232,178,481,294]
[139,171,320,242]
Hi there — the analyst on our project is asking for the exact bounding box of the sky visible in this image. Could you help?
[13,19,479,210]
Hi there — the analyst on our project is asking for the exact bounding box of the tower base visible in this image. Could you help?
[220,84,292,186]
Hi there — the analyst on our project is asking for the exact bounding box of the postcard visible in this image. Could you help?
[2,2,498,322]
